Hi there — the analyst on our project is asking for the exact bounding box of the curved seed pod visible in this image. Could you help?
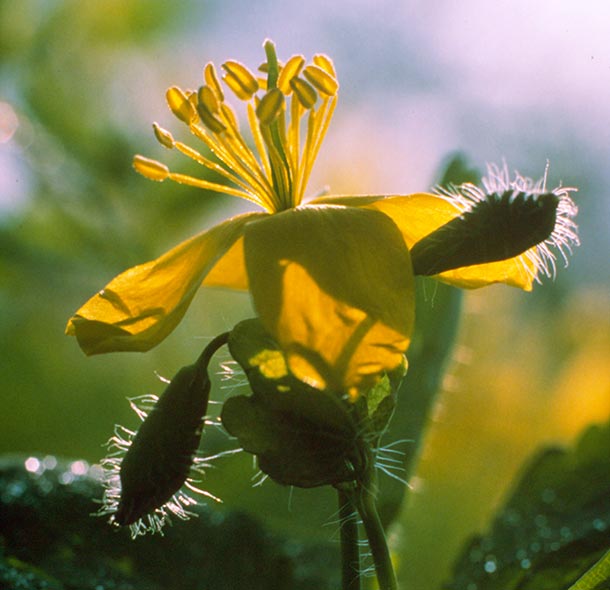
[411,190,560,276]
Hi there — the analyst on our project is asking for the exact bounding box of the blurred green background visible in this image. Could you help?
[1,1,609,588]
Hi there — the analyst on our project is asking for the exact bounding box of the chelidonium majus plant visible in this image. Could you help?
[67,40,578,590]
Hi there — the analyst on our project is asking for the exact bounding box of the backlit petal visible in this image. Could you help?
[244,205,414,396]
[312,194,534,290]
[311,193,458,247]
[66,212,265,355]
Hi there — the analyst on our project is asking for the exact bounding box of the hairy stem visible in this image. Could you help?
[344,481,398,590]
[338,489,361,590]
[359,490,397,590]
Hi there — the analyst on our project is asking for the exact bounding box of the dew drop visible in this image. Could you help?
[520,558,532,570]
[484,558,497,574]
[70,460,89,476]
[24,457,41,474]
[593,518,607,532]
[42,455,58,470]
[1,480,26,502]
[59,471,75,485]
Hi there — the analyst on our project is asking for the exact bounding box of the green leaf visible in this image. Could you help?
[223,319,405,489]
[446,418,610,590]
[221,387,361,488]
[224,318,365,488]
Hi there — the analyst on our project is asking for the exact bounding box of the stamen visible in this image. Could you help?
[247,102,273,182]
[256,88,285,125]
[313,53,337,77]
[277,54,305,94]
[166,86,196,124]
[198,85,220,114]
[152,123,175,149]
[290,77,318,109]
[203,62,224,102]
[303,64,339,96]
[172,140,258,196]
[168,172,261,202]
[221,60,259,100]
[133,155,169,181]
[136,41,338,213]
[195,93,227,133]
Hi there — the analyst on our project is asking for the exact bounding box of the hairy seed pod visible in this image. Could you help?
[114,363,210,526]
[410,190,560,277]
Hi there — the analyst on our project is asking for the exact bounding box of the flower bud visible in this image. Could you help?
[115,362,210,526]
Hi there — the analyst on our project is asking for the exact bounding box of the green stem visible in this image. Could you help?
[567,549,610,590]
[338,489,361,590]
[348,484,397,590]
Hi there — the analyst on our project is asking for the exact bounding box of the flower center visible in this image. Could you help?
[133,40,339,214]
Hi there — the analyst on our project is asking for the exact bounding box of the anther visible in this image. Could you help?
[152,123,175,149]
[166,86,197,125]
[313,54,337,77]
[133,155,169,182]
[198,85,220,113]
[290,77,318,109]
[256,88,285,125]
[277,55,305,94]
[203,63,224,102]
[303,64,339,96]
[222,60,259,100]
[196,88,227,133]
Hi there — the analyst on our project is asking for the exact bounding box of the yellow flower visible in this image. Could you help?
[66,40,578,397]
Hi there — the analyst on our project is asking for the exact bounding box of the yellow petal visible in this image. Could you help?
[366,194,535,290]
[311,194,535,290]
[433,258,535,291]
[204,233,253,291]
[66,212,264,355]
[244,205,414,395]
[311,193,458,246]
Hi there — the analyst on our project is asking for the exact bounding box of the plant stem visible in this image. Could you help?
[351,484,398,590]
[338,489,361,590]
